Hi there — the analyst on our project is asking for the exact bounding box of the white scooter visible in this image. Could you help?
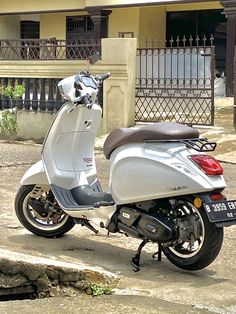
[15,58,236,272]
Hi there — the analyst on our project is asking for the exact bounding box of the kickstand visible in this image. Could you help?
[152,243,162,262]
[75,218,99,235]
[131,239,149,272]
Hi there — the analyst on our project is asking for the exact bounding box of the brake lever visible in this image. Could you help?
[68,103,78,114]
[68,100,92,113]
[67,95,83,114]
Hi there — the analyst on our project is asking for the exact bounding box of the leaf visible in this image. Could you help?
[1,85,13,98]
[0,83,25,136]
[0,110,18,135]
[0,84,25,100]
[12,84,25,99]
[89,283,112,297]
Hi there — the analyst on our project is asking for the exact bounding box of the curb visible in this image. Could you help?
[0,249,119,299]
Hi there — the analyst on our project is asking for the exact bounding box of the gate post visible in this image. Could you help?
[220,0,236,97]
[234,45,236,129]
[101,38,137,133]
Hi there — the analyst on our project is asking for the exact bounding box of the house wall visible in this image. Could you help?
[166,1,222,11]
[0,2,222,42]
[0,16,20,39]
[40,14,66,39]
[40,11,89,40]
[86,0,221,8]
[139,6,166,47]
[16,111,57,143]
[108,8,140,41]
[108,1,222,47]
[0,0,86,14]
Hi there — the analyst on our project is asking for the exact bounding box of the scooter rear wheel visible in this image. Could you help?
[15,184,75,238]
[162,201,223,270]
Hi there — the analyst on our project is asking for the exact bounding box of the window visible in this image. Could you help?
[166,10,226,42]
[166,10,227,73]
[20,21,39,39]
[67,16,94,34]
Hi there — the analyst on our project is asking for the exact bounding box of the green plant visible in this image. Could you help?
[89,283,113,297]
[0,84,25,136]
[1,84,25,110]
[0,110,18,135]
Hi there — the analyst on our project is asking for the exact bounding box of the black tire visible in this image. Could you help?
[15,184,75,238]
[162,202,224,271]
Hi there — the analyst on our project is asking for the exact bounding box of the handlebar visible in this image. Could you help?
[82,95,92,109]
[68,72,110,113]
[100,73,111,81]
[68,95,92,113]
[95,72,111,82]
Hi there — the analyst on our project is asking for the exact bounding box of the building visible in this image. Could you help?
[0,0,235,138]
[0,1,235,94]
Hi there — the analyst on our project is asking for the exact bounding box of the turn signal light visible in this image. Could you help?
[190,155,223,176]
[194,197,202,208]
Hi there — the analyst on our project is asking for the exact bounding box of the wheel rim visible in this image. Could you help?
[169,202,205,259]
[23,187,69,232]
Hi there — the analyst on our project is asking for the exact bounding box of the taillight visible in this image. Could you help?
[190,155,223,176]
[210,193,224,201]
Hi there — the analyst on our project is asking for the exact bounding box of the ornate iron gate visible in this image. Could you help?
[135,45,215,125]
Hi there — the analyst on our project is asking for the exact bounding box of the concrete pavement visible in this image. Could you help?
[0,102,236,313]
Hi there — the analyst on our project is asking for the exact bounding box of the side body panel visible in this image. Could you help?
[65,205,117,227]
[109,142,226,204]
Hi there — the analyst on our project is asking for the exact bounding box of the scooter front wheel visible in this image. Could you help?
[15,185,75,238]
[162,201,223,270]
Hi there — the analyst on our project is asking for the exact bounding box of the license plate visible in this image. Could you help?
[203,200,236,223]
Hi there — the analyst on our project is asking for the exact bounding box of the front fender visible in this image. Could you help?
[20,160,48,185]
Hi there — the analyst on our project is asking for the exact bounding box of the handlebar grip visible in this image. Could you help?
[82,95,92,109]
[99,73,111,81]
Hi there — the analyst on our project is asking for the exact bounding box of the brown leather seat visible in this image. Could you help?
[103,122,199,159]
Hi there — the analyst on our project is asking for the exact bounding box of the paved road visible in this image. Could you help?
[0,141,236,313]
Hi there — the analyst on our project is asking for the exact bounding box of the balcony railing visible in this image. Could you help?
[0,77,103,113]
[0,38,101,60]
[0,77,64,112]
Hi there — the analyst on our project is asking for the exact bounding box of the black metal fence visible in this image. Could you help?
[0,78,63,112]
[136,36,215,126]
[0,38,101,60]
[144,35,224,74]
[144,34,214,48]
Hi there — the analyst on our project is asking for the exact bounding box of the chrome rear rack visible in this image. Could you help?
[145,138,217,152]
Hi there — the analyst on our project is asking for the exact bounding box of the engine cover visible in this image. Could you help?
[120,207,140,227]
[138,212,178,242]
[118,206,178,243]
